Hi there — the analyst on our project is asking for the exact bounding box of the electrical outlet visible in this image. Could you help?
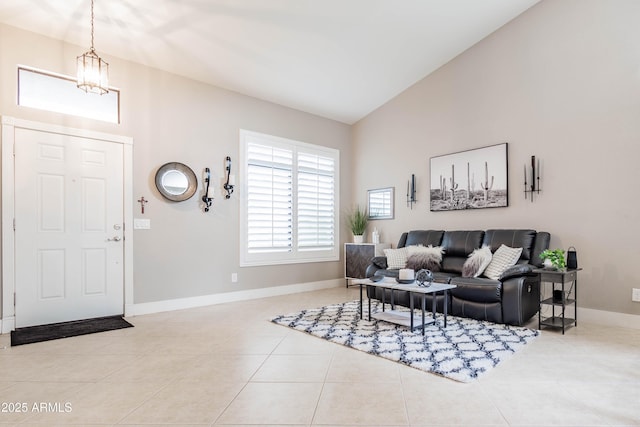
[632,288,640,302]
[231,273,238,283]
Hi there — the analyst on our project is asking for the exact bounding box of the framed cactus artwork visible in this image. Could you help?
[429,143,508,211]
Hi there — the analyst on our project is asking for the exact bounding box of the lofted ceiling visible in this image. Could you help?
[0,0,539,124]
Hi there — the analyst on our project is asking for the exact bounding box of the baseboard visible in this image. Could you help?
[125,279,342,317]
[577,307,640,330]
[5,282,636,331]
[0,316,15,334]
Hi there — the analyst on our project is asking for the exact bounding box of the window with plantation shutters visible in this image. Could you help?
[240,130,339,266]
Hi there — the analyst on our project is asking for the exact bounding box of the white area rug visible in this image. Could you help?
[271,300,539,382]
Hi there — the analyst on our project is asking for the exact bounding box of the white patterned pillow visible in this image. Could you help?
[462,245,493,278]
[483,244,523,280]
[383,247,409,269]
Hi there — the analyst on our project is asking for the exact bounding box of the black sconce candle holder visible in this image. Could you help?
[223,156,235,199]
[406,173,417,209]
[202,167,214,212]
[524,155,541,201]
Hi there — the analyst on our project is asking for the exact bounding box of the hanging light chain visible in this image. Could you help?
[90,0,95,51]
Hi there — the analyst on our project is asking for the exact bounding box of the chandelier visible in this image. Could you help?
[77,0,109,94]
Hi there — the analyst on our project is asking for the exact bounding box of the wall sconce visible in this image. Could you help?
[524,155,541,202]
[202,167,214,212]
[406,173,417,209]
[223,156,235,199]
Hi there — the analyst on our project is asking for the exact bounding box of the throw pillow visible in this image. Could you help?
[383,247,409,269]
[483,244,523,280]
[462,245,493,278]
[405,245,445,271]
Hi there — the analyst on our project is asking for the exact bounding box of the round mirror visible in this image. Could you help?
[155,162,197,202]
[162,170,189,195]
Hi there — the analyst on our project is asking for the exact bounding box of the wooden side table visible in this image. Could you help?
[533,268,582,334]
[344,243,390,287]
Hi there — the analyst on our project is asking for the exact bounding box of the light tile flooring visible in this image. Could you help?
[0,286,639,426]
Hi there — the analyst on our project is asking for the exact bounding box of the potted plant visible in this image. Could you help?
[540,249,566,270]
[347,206,368,243]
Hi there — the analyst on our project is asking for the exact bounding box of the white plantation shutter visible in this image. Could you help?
[246,143,292,253]
[297,152,335,250]
[240,130,339,266]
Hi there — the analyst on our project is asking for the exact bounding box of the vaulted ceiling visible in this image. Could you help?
[0,0,539,124]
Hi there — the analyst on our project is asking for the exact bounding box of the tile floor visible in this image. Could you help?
[0,286,639,426]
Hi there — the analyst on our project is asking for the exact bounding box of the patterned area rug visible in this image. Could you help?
[271,300,539,382]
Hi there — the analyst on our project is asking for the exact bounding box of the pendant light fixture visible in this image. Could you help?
[77,0,109,94]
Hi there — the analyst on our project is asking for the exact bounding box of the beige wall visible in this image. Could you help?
[0,23,352,307]
[2,0,639,319]
[352,0,640,316]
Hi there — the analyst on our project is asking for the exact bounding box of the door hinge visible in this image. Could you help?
[13,218,15,231]
[13,292,16,306]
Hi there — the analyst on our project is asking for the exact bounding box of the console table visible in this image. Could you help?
[344,242,390,287]
[534,268,581,334]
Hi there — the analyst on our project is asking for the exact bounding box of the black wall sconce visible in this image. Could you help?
[406,173,417,209]
[223,156,235,199]
[524,155,541,201]
[202,167,214,212]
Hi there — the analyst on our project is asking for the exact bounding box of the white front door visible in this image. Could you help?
[14,127,125,328]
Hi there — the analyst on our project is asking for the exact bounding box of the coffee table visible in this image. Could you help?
[352,277,456,335]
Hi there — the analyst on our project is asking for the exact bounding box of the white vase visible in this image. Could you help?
[353,235,364,243]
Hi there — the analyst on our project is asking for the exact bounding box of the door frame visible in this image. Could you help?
[1,116,134,333]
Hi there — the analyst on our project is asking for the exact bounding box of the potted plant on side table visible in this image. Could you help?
[347,206,368,243]
[540,249,566,270]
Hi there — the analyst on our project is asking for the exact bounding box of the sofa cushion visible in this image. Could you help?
[450,277,502,303]
[441,231,484,257]
[432,272,457,284]
[405,245,444,271]
[402,230,445,248]
[483,244,523,280]
[482,229,535,262]
[462,245,493,277]
[441,256,467,275]
[383,247,408,269]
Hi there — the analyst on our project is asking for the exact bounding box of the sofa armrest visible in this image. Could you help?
[371,256,388,269]
[501,275,540,326]
[499,264,535,281]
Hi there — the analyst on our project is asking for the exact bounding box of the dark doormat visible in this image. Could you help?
[10,315,133,346]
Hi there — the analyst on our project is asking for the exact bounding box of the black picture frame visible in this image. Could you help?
[430,143,508,211]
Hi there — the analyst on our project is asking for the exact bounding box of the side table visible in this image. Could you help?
[344,242,390,287]
[533,268,582,334]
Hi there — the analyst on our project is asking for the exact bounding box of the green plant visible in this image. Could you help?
[540,249,566,269]
[347,206,368,235]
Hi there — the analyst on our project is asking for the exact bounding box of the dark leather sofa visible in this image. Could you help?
[365,229,550,326]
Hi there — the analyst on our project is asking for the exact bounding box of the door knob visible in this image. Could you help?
[107,236,122,242]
